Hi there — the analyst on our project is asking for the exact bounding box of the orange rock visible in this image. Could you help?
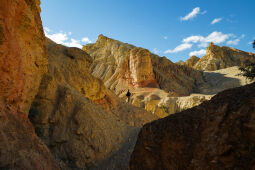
[0,0,48,113]
[0,0,59,169]
[129,48,159,88]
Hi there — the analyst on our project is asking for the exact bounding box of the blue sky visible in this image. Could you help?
[41,0,255,62]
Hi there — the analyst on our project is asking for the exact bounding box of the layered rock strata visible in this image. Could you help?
[83,34,203,97]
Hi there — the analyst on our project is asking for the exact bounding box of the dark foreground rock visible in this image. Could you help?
[130,82,255,170]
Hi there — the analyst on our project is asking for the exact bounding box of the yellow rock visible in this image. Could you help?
[194,42,255,71]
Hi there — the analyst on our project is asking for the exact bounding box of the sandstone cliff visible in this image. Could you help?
[0,0,59,169]
[130,82,255,170]
[83,34,203,97]
[29,38,158,169]
[193,42,255,71]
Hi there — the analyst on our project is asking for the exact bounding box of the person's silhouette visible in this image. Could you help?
[126,89,131,103]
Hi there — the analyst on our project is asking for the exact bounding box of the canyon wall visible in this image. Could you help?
[0,0,59,169]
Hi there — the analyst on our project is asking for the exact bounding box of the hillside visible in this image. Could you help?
[29,38,158,169]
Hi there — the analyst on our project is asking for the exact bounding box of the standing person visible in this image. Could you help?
[126,89,131,103]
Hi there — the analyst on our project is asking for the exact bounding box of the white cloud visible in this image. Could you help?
[183,35,204,43]
[226,34,245,46]
[227,39,240,45]
[152,48,160,54]
[200,10,207,15]
[248,41,253,45]
[205,32,233,44]
[240,34,245,39]
[45,32,68,44]
[180,7,206,21]
[211,18,223,25]
[63,39,82,48]
[189,49,206,56]
[163,36,168,40]
[44,27,92,49]
[182,31,233,48]
[164,43,192,53]
[82,37,92,44]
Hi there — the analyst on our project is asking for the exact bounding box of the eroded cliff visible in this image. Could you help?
[83,34,202,97]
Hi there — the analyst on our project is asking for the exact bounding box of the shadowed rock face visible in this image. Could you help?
[0,0,59,169]
[0,106,60,170]
[130,82,255,170]
[29,39,158,169]
[193,42,255,71]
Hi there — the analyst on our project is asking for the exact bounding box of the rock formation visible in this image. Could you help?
[129,48,158,88]
[82,35,208,117]
[83,35,255,118]
[196,66,254,95]
[0,0,59,169]
[0,0,48,114]
[83,34,203,97]
[184,55,200,68]
[193,42,255,71]
[129,88,212,118]
[29,38,158,169]
[130,82,255,170]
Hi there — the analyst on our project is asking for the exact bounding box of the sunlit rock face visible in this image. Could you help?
[83,34,203,97]
[29,39,158,169]
[185,55,200,68]
[0,0,59,169]
[0,0,48,114]
[193,42,255,71]
[129,48,158,88]
[130,82,255,170]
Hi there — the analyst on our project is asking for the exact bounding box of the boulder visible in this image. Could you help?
[130,82,255,169]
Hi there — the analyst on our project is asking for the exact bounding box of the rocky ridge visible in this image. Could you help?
[190,42,255,71]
